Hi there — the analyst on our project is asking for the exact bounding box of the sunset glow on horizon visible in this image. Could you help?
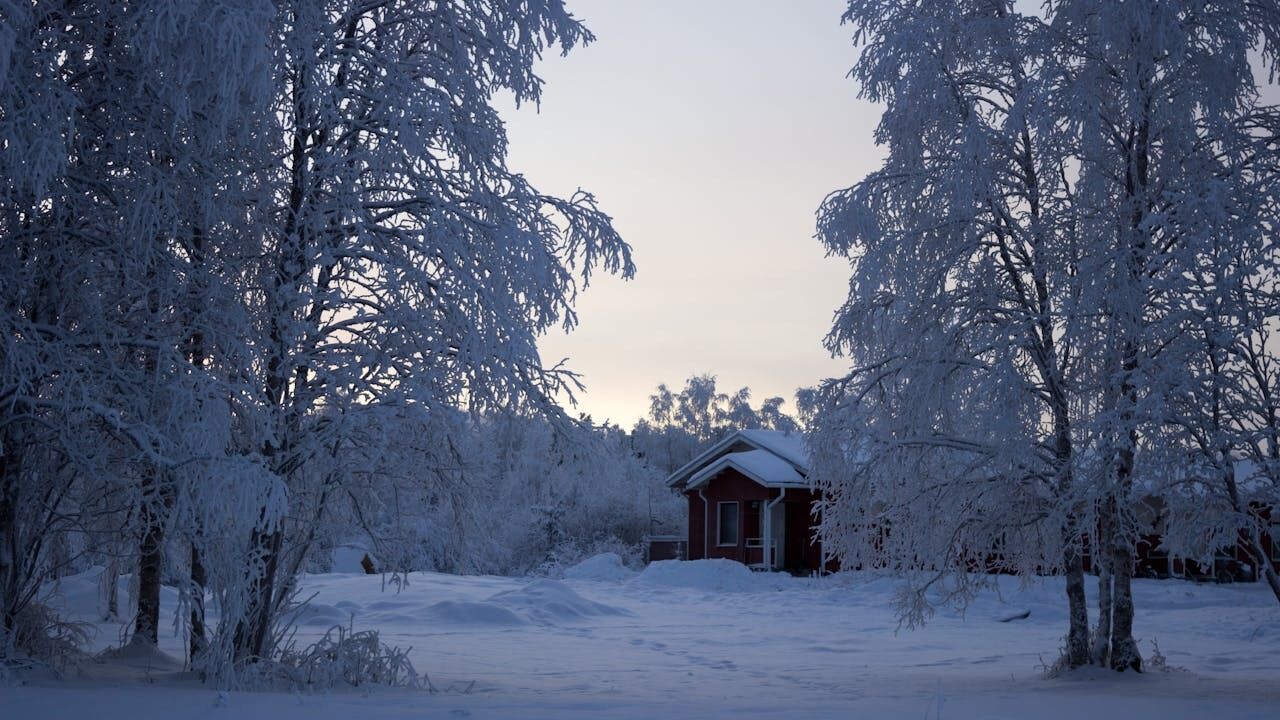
[502,0,883,426]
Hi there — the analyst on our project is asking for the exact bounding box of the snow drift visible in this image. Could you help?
[634,559,763,593]
[563,553,636,582]
[488,579,629,624]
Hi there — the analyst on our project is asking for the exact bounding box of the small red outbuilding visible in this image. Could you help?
[666,429,826,574]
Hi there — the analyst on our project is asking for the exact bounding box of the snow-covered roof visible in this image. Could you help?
[685,448,808,490]
[737,429,808,470]
[666,429,809,490]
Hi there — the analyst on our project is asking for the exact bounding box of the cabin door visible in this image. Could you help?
[784,501,814,572]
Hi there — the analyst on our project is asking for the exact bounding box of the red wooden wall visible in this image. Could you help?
[685,469,823,572]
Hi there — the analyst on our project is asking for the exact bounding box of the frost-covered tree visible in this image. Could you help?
[315,409,679,577]
[0,0,272,662]
[812,0,1093,667]
[813,0,1280,672]
[0,0,113,655]
[0,0,632,680]
[221,0,632,668]
[1155,114,1280,604]
[1044,0,1280,669]
[632,374,801,480]
[475,415,678,574]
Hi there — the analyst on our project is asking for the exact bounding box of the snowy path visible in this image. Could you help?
[4,562,1279,719]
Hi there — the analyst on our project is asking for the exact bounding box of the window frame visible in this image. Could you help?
[716,501,740,547]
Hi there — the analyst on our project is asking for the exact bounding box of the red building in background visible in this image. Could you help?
[665,429,825,574]
[659,429,1280,584]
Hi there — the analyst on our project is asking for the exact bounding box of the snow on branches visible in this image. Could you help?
[812,0,1280,671]
[0,0,633,683]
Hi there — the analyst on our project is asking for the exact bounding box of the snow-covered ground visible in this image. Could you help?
[4,557,1278,719]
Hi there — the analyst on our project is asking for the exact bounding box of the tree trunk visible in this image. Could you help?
[0,446,17,647]
[232,526,282,663]
[1109,443,1141,672]
[1104,68,1148,673]
[1261,560,1280,605]
[1093,497,1114,667]
[134,247,167,647]
[134,492,163,645]
[1061,530,1090,668]
[188,541,207,666]
[1109,520,1142,672]
[182,225,209,666]
[101,552,120,621]
[1050,399,1089,668]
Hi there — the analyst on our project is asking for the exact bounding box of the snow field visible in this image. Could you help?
[4,558,1279,719]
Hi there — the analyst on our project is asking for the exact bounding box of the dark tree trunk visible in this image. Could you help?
[232,526,283,663]
[0,444,17,645]
[102,553,120,621]
[1108,437,1141,672]
[1222,464,1280,605]
[188,541,207,665]
[1050,399,1089,669]
[1061,531,1090,668]
[134,496,163,645]
[134,239,167,646]
[1109,518,1141,672]
[1242,527,1280,605]
[1259,551,1280,605]
[182,225,209,665]
[1093,496,1114,667]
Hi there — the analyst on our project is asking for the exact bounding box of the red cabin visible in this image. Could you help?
[662,431,1280,584]
[666,430,827,574]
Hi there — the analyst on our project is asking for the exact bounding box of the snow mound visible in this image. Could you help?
[293,602,352,627]
[563,553,636,582]
[634,559,759,593]
[97,636,183,671]
[994,608,1031,623]
[420,599,527,626]
[488,579,630,624]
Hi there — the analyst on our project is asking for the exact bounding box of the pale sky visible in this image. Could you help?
[499,0,881,428]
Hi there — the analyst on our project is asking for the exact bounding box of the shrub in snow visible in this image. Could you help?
[0,602,89,679]
[269,622,418,690]
[1144,638,1185,674]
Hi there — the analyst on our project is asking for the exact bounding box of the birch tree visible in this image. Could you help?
[1156,110,1280,604]
[1,0,631,678]
[812,0,1094,668]
[1045,0,1280,670]
[813,0,1280,672]
[223,0,632,668]
[1,0,270,660]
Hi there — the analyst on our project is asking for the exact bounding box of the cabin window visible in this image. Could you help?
[717,501,739,546]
